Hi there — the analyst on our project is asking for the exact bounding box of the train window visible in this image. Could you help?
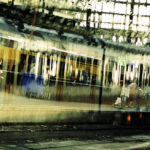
[13,41,18,49]
[126,64,129,71]
[80,57,85,63]
[107,60,114,85]
[0,38,9,47]
[86,58,92,83]
[27,54,36,73]
[77,57,80,67]
[59,54,66,79]
[93,59,97,65]
[4,38,10,47]
[0,37,4,46]
[66,55,75,84]
[131,64,134,71]
[9,40,14,48]
[0,59,3,70]
[65,56,89,86]
[120,66,125,86]
[44,54,57,85]
[0,38,18,49]
[112,62,120,85]
[87,58,92,64]
[48,54,58,77]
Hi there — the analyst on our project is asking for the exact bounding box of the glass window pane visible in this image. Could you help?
[134,5,139,15]
[103,2,114,13]
[133,16,137,24]
[114,4,126,14]
[102,14,113,23]
[139,6,147,15]
[114,15,125,23]
[95,2,102,12]
[138,17,149,25]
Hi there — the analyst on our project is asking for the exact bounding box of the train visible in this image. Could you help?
[0,16,150,108]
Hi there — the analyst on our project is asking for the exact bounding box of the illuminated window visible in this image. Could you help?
[119,36,124,42]
[138,17,149,25]
[75,13,81,19]
[136,38,142,46]
[114,4,126,14]
[90,22,94,28]
[116,0,127,1]
[125,16,130,24]
[131,38,136,44]
[91,1,96,11]
[130,71,134,81]
[90,14,94,22]
[132,25,137,31]
[114,15,125,23]
[113,24,124,30]
[133,16,137,24]
[50,54,57,77]
[113,69,119,85]
[101,23,112,29]
[103,3,114,13]
[112,36,116,42]
[139,6,147,15]
[95,2,102,12]
[147,6,150,15]
[126,4,131,14]
[143,38,148,44]
[125,25,129,30]
[95,13,99,22]
[140,0,146,3]
[138,26,148,32]
[95,22,98,28]
[134,5,139,15]
[102,14,113,23]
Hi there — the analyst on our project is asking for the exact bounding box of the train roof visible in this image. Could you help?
[0,17,22,42]
[1,17,150,57]
[24,24,150,55]
[106,40,150,55]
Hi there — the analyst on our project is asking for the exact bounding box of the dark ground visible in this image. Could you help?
[0,124,150,144]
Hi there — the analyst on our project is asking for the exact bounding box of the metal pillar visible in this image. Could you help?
[98,47,106,111]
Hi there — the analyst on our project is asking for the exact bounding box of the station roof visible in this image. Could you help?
[0,1,150,56]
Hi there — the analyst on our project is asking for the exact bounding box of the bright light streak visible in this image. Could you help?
[48,46,101,61]
[112,36,116,42]
[35,52,40,77]
[0,34,23,42]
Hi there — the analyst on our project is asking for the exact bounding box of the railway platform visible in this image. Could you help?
[0,91,149,125]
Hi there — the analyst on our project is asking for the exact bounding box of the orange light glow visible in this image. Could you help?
[127,114,131,122]
[139,113,142,119]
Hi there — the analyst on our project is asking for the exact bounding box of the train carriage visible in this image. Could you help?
[0,17,149,108]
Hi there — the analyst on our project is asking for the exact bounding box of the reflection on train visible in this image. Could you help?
[0,17,150,108]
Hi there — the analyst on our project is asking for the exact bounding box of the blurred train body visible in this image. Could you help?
[0,17,150,106]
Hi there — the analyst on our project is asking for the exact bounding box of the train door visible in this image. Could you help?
[57,52,66,100]
[5,40,16,94]
[120,65,125,87]
[112,62,119,85]
[107,60,114,86]
[90,59,98,102]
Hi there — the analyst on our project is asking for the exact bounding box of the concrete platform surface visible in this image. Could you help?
[0,92,149,123]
